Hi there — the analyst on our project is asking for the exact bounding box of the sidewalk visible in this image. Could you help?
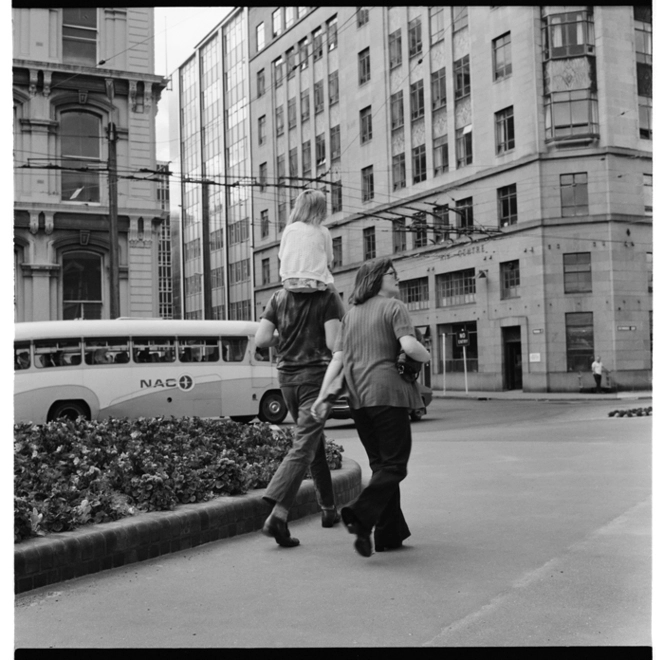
[432,389,653,402]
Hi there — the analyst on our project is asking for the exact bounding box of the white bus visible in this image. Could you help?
[13,319,288,425]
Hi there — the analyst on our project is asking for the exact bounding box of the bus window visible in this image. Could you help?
[133,337,176,363]
[14,342,31,370]
[84,337,130,365]
[178,337,220,363]
[254,346,270,362]
[222,337,248,362]
[34,339,82,368]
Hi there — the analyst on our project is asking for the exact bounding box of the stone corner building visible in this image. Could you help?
[13,7,168,321]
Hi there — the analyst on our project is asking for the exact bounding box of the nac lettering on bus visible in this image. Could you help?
[140,375,195,391]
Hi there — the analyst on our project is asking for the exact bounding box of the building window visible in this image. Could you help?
[363,226,376,260]
[453,7,468,32]
[412,144,426,184]
[637,62,652,98]
[565,312,594,372]
[332,236,343,268]
[61,111,101,203]
[272,8,283,37]
[545,90,599,141]
[285,6,295,29]
[563,252,591,294]
[644,173,653,214]
[273,57,284,87]
[285,48,296,79]
[288,98,297,129]
[258,115,266,145]
[228,220,249,246]
[495,106,515,154]
[211,267,224,289]
[257,69,265,97]
[357,7,369,27]
[289,147,298,178]
[329,70,339,105]
[358,48,371,85]
[408,17,422,58]
[302,140,311,177]
[262,258,271,285]
[431,68,446,110]
[437,321,478,373]
[258,162,267,192]
[500,260,520,299]
[497,184,517,227]
[300,89,310,122]
[412,215,428,248]
[361,166,374,202]
[299,37,309,69]
[436,269,476,307]
[315,133,326,166]
[400,277,429,311]
[560,173,588,217]
[392,152,406,190]
[313,28,323,60]
[391,91,404,130]
[411,79,425,120]
[277,154,286,181]
[646,252,653,293]
[389,29,402,69]
[456,127,473,168]
[360,106,373,144]
[433,205,450,243]
[210,228,224,251]
[278,202,287,232]
[275,106,284,136]
[455,197,473,229]
[544,10,595,59]
[62,251,102,319]
[454,55,470,100]
[331,181,342,213]
[639,98,652,140]
[393,218,407,253]
[492,32,512,80]
[327,15,338,49]
[314,81,324,114]
[62,8,97,66]
[430,7,445,44]
[256,22,265,51]
[433,136,449,176]
[330,124,341,161]
[260,209,269,238]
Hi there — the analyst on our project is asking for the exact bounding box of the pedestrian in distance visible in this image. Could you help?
[278,188,336,293]
[312,258,431,557]
[254,190,346,549]
[591,355,605,393]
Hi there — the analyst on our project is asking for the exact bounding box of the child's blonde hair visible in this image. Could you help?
[288,189,327,226]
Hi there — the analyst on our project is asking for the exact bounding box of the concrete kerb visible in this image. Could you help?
[14,458,362,594]
[431,390,653,402]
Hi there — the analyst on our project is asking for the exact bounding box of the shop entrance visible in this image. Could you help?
[502,326,523,390]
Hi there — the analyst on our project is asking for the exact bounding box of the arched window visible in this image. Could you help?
[61,111,101,203]
[62,251,103,319]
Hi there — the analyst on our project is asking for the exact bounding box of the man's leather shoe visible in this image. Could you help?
[321,508,341,528]
[262,516,300,547]
[374,541,403,552]
[341,507,373,557]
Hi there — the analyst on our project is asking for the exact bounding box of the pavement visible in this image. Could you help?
[14,395,653,648]
[431,389,653,402]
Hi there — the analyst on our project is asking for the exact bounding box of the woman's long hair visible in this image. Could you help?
[350,257,394,305]
[287,189,327,226]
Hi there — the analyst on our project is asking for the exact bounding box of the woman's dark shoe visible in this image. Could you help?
[321,508,341,528]
[262,516,300,547]
[341,507,373,557]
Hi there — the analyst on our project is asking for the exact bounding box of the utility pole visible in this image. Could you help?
[105,79,120,318]
[106,120,120,318]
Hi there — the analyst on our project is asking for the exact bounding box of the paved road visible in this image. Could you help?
[14,398,652,648]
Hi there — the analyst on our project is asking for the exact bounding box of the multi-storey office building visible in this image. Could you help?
[170,7,254,320]
[248,5,652,392]
[13,8,168,321]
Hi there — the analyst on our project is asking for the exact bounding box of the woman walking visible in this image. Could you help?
[312,258,430,557]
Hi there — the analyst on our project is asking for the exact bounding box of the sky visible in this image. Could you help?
[153,7,233,162]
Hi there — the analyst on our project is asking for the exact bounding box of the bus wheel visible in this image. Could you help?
[49,400,90,422]
[258,391,288,424]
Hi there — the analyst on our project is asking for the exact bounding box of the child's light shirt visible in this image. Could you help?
[279,221,334,285]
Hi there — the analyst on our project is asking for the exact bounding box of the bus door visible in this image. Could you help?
[176,336,224,417]
[218,336,255,417]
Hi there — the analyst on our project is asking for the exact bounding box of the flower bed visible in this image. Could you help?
[608,407,652,418]
[14,416,343,543]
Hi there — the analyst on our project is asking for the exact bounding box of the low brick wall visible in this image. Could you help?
[15,458,361,594]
